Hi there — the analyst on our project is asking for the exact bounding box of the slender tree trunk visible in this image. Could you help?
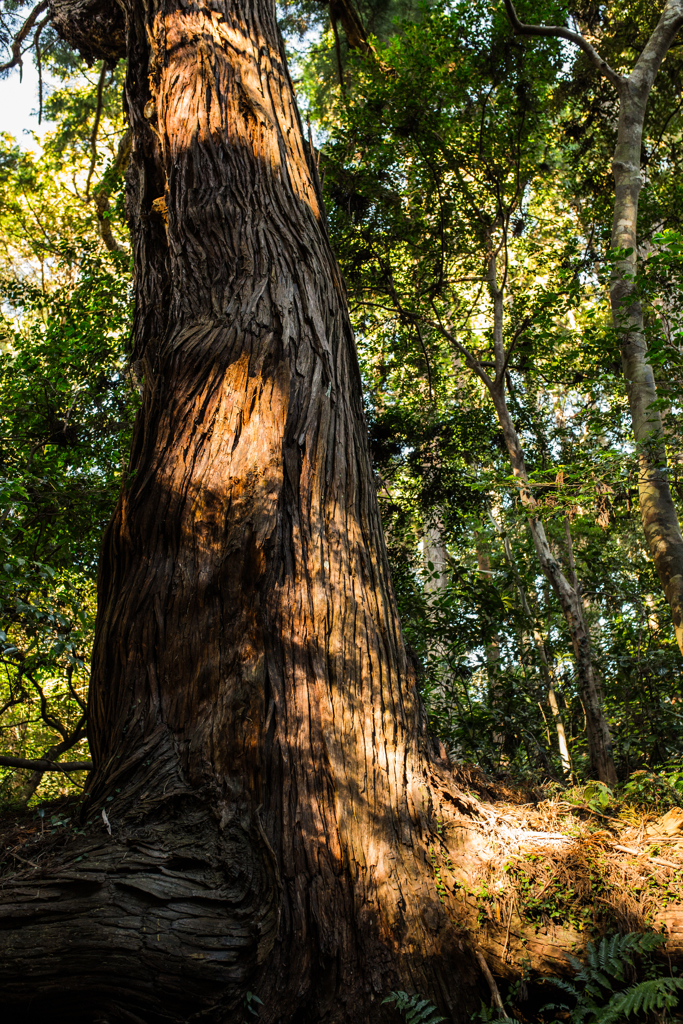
[496,523,572,778]
[474,531,505,756]
[546,664,571,777]
[501,1,683,656]
[480,262,615,784]
[611,69,683,655]
[489,385,615,784]
[423,523,448,592]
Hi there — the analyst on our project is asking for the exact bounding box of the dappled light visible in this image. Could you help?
[1,0,683,1022]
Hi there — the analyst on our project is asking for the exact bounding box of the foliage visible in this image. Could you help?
[307,0,683,782]
[2,0,683,809]
[544,931,683,1023]
[382,990,445,1023]
[621,766,683,812]
[0,51,131,806]
[242,990,264,1022]
[412,925,683,1024]
[0,234,134,805]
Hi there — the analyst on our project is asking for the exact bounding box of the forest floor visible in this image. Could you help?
[2,776,683,1021]
[418,764,683,1020]
[2,776,683,947]
[456,762,683,932]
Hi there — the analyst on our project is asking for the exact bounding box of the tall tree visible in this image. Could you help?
[502,0,683,656]
[316,0,617,782]
[0,0,482,1019]
[4,3,683,1020]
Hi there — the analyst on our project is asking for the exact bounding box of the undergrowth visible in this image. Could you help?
[541,931,683,1023]
[386,933,683,1024]
[427,773,683,941]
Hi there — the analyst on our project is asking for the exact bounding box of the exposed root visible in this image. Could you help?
[4,781,683,1019]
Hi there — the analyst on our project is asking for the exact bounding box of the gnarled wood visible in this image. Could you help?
[47,0,126,64]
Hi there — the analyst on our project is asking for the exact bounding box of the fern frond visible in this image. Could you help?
[545,978,580,999]
[575,931,667,989]
[584,970,614,995]
[609,977,683,1019]
[547,931,675,1024]
[381,991,445,1023]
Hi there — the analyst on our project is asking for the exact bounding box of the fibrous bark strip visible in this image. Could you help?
[0,1,478,1019]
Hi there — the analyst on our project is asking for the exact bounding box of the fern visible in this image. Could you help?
[575,931,664,988]
[603,977,683,1021]
[544,931,682,1024]
[382,990,446,1023]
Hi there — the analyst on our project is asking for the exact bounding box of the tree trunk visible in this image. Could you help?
[496,523,572,779]
[0,1,482,1020]
[500,0,683,740]
[489,386,615,785]
[479,264,615,785]
[611,74,683,656]
[474,531,505,757]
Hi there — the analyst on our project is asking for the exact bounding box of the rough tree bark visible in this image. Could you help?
[0,1,481,1021]
[502,0,683,656]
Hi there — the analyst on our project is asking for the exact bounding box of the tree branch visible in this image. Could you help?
[26,673,68,740]
[425,303,495,391]
[0,754,92,772]
[630,0,683,93]
[85,60,107,199]
[0,1,49,74]
[501,0,623,91]
[93,128,130,253]
[327,0,371,56]
[48,0,126,65]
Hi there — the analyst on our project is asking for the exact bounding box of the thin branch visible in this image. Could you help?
[0,754,92,772]
[415,320,434,403]
[6,848,40,869]
[501,0,623,91]
[426,301,494,390]
[85,61,107,200]
[94,128,131,253]
[0,0,49,74]
[26,673,68,740]
[501,314,533,378]
[475,950,512,1019]
[0,693,25,717]
[65,664,87,712]
[12,711,88,803]
[33,12,49,123]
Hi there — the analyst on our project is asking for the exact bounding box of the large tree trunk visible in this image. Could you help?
[9,2,683,1020]
[0,1,479,1021]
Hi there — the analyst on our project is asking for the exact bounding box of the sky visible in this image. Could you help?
[0,60,55,150]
